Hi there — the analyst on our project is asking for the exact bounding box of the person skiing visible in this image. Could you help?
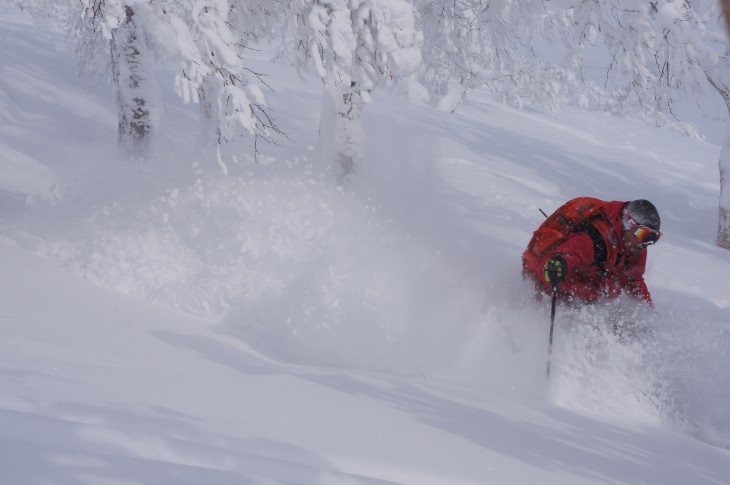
[522,198,662,306]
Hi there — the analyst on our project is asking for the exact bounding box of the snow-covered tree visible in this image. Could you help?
[563,0,730,248]
[702,31,730,249]
[414,0,573,113]
[194,0,277,145]
[77,1,163,159]
[564,1,724,123]
[719,136,730,249]
[415,0,487,111]
[281,0,422,181]
[19,0,281,161]
[111,4,160,157]
[171,0,284,158]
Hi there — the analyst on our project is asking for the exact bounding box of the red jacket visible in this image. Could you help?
[526,201,652,304]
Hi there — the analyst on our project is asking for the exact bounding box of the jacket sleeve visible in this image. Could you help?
[537,233,596,283]
[623,250,653,305]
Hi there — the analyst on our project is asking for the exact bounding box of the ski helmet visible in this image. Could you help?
[625,199,660,230]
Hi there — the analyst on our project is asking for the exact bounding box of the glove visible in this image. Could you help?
[544,256,567,287]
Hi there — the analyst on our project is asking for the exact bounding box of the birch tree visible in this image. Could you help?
[78,1,163,159]
[111,4,160,157]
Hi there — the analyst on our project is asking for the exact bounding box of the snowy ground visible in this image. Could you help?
[2,9,730,484]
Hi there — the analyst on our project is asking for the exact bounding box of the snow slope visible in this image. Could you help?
[2,9,730,484]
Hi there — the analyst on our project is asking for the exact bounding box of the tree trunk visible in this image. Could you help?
[707,61,730,249]
[320,81,365,182]
[198,75,220,147]
[723,0,730,33]
[719,142,730,249]
[319,85,337,176]
[720,0,730,249]
[111,4,156,160]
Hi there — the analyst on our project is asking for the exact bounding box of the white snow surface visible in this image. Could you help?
[1,9,730,485]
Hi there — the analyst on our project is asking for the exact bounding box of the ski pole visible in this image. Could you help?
[546,285,558,378]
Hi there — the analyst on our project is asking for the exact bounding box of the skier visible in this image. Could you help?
[522,198,662,306]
